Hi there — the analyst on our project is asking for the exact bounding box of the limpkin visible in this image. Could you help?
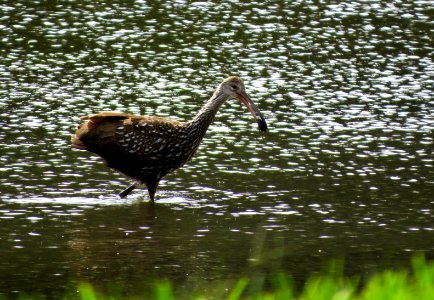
[71,76,267,201]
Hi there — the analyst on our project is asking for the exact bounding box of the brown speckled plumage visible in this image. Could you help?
[71,77,267,201]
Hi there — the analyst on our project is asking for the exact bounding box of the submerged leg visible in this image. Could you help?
[118,183,136,198]
[147,182,159,202]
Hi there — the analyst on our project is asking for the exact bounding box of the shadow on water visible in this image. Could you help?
[1,187,433,297]
[0,197,263,296]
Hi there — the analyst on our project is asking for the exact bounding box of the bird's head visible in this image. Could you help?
[220,76,268,132]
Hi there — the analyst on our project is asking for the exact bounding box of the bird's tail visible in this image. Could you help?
[71,134,87,150]
[71,122,89,150]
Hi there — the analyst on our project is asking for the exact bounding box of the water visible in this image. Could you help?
[0,0,433,297]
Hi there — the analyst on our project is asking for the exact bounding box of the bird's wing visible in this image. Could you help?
[80,111,135,123]
[73,111,185,158]
[114,116,184,157]
[72,112,132,149]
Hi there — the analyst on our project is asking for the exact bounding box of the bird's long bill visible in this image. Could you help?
[236,91,268,132]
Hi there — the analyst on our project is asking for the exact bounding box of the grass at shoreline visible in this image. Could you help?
[5,254,434,300]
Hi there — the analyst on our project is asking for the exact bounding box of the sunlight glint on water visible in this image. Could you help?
[0,0,433,297]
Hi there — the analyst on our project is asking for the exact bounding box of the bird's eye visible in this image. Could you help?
[231,84,238,90]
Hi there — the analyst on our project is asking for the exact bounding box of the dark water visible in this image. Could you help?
[0,0,433,297]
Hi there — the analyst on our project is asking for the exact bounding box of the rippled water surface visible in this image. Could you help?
[0,0,433,297]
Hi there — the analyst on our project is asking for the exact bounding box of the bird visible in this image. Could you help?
[71,76,267,201]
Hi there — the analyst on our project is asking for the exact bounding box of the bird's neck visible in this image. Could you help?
[187,89,229,135]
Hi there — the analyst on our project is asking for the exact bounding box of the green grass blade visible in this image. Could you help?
[272,272,294,300]
[154,281,174,300]
[226,278,249,300]
[78,283,97,300]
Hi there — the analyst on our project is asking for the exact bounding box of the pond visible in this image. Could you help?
[0,0,433,297]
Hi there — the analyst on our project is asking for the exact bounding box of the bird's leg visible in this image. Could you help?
[147,182,159,202]
[118,183,136,198]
